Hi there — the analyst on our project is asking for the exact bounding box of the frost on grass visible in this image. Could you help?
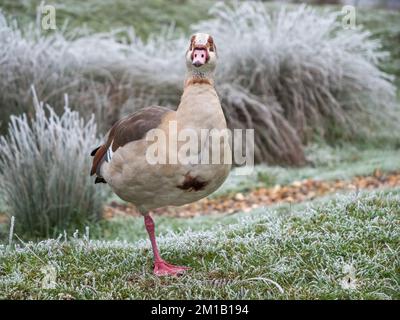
[0,189,398,299]
[0,89,104,238]
[199,3,397,148]
[0,3,397,164]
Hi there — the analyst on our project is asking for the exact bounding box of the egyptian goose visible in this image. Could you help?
[90,33,231,276]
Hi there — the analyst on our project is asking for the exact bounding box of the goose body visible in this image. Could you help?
[90,33,230,275]
[99,84,230,211]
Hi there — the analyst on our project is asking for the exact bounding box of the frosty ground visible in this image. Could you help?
[1,146,399,300]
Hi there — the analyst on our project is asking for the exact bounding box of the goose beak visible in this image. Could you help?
[192,48,208,67]
[192,61,203,68]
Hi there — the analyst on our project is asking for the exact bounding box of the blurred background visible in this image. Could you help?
[281,0,400,9]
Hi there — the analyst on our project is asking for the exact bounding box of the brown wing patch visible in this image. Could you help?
[177,172,208,192]
[90,106,172,179]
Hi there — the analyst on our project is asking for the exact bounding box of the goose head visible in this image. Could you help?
[186,33,217,73]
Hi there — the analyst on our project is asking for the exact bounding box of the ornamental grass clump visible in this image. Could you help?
[0,89,104,238]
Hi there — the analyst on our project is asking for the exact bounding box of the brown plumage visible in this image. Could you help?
[177,172,208,191]
[90,106,171,179]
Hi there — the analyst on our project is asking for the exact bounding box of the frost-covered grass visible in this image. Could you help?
[2,0,399,86]
[0,188,399,299]
[0,90,104,239]
[199,3,397,142]
[356,8,400,90]
[0,2,398,165]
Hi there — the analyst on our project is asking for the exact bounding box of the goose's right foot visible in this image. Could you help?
[153,260,190,276]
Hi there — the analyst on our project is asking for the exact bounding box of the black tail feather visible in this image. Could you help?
[91,146,101,156]
[95,177,107,184]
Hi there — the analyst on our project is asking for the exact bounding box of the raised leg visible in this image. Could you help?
[144,214,189,276]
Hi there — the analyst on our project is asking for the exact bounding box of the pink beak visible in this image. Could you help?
[192,48,208,67]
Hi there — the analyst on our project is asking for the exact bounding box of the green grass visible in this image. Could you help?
[1,187,399,299]
[0,137,399,299]
[0,0,214,39]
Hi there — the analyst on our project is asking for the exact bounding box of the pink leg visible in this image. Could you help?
[144,215,189,276]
